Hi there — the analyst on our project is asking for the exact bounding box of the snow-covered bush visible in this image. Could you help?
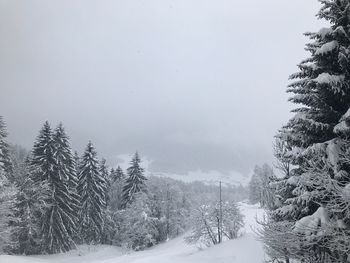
[185,201,244,247]
[117,193,159,251]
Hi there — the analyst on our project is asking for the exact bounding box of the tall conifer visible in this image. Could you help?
[77,142,106,244]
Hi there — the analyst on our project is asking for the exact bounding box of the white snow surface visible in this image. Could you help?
[317,27,332,38]
[314,73,344,85]
[0,203,266,263]
[334,108,350,135]
[294,207,329,236]
[315,40,338,55]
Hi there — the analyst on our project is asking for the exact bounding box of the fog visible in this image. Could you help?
[0,0,324,180]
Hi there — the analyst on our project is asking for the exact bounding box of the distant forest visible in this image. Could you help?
[0,118,247,254]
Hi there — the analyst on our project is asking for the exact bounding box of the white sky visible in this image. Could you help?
[0,0,325,179]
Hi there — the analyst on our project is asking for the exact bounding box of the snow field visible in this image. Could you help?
[0,202,266,263]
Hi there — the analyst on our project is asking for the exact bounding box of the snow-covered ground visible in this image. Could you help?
[1,202,266,263]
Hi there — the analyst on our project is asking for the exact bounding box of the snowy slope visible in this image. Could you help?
[1,202,266,263]
[152,170,251,187]
[112,154,251,186]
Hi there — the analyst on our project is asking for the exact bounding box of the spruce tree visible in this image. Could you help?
[30,121,55,183]
[114,166,125,182]
[285,1,350,149]
[10,160,48,255]
[0,116,13,181]
[99,158,108,206]
[122,152,147,208]
[30,121,79,253]
[265,1,350,261]
[54,125,79,198]
[107,166,125,211]
[0,116,16,252]
[77,142,106,244]
[73,151,80,175]
[46,123,80,252]
[276,0,350,221]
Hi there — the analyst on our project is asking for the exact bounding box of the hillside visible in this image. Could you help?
[0,202,265,263]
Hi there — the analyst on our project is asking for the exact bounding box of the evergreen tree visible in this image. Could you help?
[53,127,79,204]
[109,165,125,185]
[0,116,16,252]
[30,121,55,183]
[285,1,350,149]
[98,158,111,245]
[30,121,79,253]
[265,1,350,262]
[77,142,106,244]
[122,152,147,208]
[0,172,16,253]
[107,166,125,211]
[9,160,49,255]
[0,116,13,182]
[73,151,80,176]
[279,0,350,217]
[98,158,108,207]
[45,123,80,252]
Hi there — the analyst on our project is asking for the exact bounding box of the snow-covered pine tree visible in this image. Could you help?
[122,152,147,208]
[9,159,49,255]
[77,142,106,244]
[0,116,13,182]
[0,174,16,253]
[266,1,350,262]
[47,123,80,251]
[0,167,16,253]
[0,117,17,252]
[98,158,113,245]
[73,151,80,176]
[30,121,79,254]
[30,121,56,183]
[107,166,125,211]
[98,158,108,207]
[285,1,350,149]
[111,165,125,184]
[54,128,79,207]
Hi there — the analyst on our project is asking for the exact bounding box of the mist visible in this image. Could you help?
[0,0,324,180]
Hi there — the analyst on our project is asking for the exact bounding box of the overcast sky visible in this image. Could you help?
[0,0,325,180]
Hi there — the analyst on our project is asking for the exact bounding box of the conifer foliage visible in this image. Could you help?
[50,124,80,251]
[30,122,80,254]
[0,116,16,253]
[0,118,231,256]
[261,1,350,262]
[77,142,107,244]
[10,164,49,255]
[122,152,147,207]
[0,116,13,181]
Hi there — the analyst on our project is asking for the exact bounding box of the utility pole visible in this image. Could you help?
[219,181,223,243]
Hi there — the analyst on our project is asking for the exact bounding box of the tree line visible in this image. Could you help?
[0,118,247,254]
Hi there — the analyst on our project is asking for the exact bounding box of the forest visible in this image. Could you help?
[0,119,247,254]
[2,0,350,263]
